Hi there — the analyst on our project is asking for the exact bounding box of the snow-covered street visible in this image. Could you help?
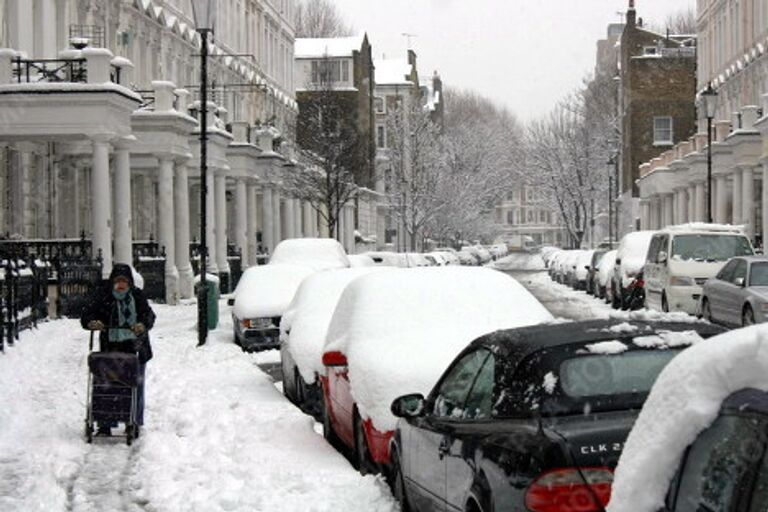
[0,301,396,512]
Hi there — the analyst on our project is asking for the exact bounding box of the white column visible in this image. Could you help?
[715,175,728,224]
[272,188,282,244]
[742,166,755,239]
[732,170,743,225]
[37,0,57,58]
[262,186,274,254]
[641,201,650,230]
[158,157,178,304]
[345,206,355,252]
[763,161,768,250]
[695,182,706,222]
[215,174,230,277]
[302,201,314,238]
[246,183,258,266]
[113,137,134,266]
[649,197,659,230]
[174,159,193,299]
[91,137,113,278]
[688,185,696,223]
[234,178,248,264]
[663,193,674,228]
[7,0,33,57]
[205,169,218,274]
[284,196,296,239]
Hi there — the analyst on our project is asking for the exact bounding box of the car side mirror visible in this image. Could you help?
[227,298,235,306]
[391,394,426,419]
[658,251,668,264]
[584,265,590,270]
[616,258,622,265]
[734,277,746,287]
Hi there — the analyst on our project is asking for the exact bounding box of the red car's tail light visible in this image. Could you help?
[525,466,613,512]
[322,351,348,367]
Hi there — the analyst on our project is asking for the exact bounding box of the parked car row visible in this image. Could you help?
[544,224,759,319]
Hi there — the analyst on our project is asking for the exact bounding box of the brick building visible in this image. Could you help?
[617,0,697,234]
[294,35,376,189]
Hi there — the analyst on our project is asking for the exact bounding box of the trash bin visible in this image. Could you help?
[195,277,219,330]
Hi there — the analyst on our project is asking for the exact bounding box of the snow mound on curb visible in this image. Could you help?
[281,267,385,383]
[324,267,553,432]
[608,324,768,512]
[233,264,315,319]
[269,238,350,271]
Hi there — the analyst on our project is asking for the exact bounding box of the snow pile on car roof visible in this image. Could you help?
[324,267,553,431]
[282,267,385,383]
[269,238,350,271]
[233,264,316,319]
[617,231,655,277]
[608,324,768,512]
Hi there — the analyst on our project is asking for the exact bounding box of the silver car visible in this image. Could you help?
[700,256,768,327]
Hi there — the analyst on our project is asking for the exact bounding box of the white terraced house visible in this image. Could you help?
[0,0,346,304]
[638,0,768,248]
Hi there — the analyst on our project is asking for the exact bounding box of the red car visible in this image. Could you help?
[317,267,554,475]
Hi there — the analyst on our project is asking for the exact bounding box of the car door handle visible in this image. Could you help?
[438,438,450,459]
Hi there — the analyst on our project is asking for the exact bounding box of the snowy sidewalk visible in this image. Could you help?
[0,302,396,512]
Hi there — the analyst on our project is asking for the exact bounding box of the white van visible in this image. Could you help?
[644,224,754,314]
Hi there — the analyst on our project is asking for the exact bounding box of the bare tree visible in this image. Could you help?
[294,0,354,38]
[648,7,697,35]
[282,56,359,239]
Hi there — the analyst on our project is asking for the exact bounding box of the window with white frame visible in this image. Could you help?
[653,116,674,145]
[311,59,350,84]
[506,210,515,225]
[374,97,385,114]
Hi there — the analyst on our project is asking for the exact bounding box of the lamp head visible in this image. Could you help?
[191,0,218,31]
[702,82,718,119]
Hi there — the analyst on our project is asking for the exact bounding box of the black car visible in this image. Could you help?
[661,388,768,511]
[389,320,725,512]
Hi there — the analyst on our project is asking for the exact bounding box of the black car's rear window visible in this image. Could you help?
[559,350,679,398]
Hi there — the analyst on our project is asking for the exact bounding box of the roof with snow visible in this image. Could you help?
[295,35,365,59]
[373,58,413,86]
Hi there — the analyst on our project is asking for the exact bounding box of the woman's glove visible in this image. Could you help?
[132,323,146,335]
[87,320,105,331]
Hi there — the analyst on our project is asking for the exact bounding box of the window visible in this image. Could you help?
[750,262,768,286]
[732,259,748,283]
[527,210,535,223]
[462,354,495,419]
[311,59,350,84]
[374,97,385,114]
[506,210,515,225]
[717,259,740,282]
[432,350,490,419]
[539,211,547,223]
[376,125,386,148]
[654,116,674,145]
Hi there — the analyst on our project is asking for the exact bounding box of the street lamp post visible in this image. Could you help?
[607,154,616,247]
[702,82,718,224]
[191,0,217,346]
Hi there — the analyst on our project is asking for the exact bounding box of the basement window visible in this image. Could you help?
[653,116,673,146]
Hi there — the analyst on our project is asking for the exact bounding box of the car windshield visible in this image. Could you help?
[558,351,679,398]
[671,235,753,262]
[750,262,768,286]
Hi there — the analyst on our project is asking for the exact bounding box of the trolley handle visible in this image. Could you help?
[89,330,95,352]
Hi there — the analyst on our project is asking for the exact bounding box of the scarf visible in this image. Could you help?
[109,289,137,343]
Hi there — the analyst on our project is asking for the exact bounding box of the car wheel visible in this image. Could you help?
[354,411,375,475]
[391,450,411,512]
[294,370,305,407]
[743,305,756,327]
[662,293,669,313]
[701,298,712,322]
[611,285,621,309]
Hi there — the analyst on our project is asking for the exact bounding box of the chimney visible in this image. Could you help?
[627,0,636,28]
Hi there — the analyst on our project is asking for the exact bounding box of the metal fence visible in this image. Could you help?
[0,258,51,352]
[133,240,166,302]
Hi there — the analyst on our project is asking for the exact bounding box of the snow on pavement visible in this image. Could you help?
[0,301,396,512]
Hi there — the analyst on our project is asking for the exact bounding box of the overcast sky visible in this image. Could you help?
[330,0,695,121]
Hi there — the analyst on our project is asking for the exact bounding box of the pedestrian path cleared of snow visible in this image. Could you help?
[0,301,396,512]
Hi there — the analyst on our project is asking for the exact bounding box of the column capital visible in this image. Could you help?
[113,135,137,151]
[90,133,115,144]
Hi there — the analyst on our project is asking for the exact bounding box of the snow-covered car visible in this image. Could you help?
[348,254,375,267]
[406,253,432,267]
[280,267,382,414]
[608,324,768,512]
[562,250,583,286]
[598,249,618,300]
[425,252,446,266]
[611,231,655,309]
[547,250,565,279]
[540,246,560,267]
[457,249,480,266]
[700,255,768,327]
[230,264,315,351]
[461,246,492,265]
[269,238,350,271]
[320,267,553,473]
[391,319,725,512]
[573,249,595,290]
[430,251,458,266]
[364,251,410,268]
[586,249,608,295]
[644,225,754,314]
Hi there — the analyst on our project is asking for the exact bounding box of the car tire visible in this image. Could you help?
[611,285,621,309]
[391,450,411,512]
[701,298,712,322]
[354,411,375,475]
[743,305,756,327]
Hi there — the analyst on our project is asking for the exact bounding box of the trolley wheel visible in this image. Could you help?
[126,425,134,446]
[85,422,93,444]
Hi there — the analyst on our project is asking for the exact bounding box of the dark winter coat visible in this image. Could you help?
[80,264,156,363]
